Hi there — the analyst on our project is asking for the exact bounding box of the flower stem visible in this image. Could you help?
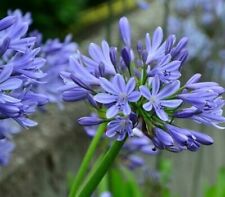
[69,123,107,197]
[76,139,126,197]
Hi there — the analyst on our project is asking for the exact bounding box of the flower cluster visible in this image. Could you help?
[0,11,49,165]
[34,34,78,109]
[61,16,225,153]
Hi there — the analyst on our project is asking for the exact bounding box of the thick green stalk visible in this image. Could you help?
[76,139,126,197]
[69,123,107,197]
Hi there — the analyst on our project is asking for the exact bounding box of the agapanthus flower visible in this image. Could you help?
[34,34,78,108]
[94,74,140,118]
[0,11,48,166]
[61,16,225,153]
[140,76,182,121]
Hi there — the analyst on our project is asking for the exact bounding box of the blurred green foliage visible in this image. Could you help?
[0,0,107,39]
[204,168,225,197]
[105,166,143,197]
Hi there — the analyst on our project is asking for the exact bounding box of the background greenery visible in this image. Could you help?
[0,0,107,38]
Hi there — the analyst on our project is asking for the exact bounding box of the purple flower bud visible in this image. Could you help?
[119,17,131,47]
[78,116,104,126]
[129,112,138,126]
[70,74,92,91]
[62,88,88,102]
[174,108,200,118]
[171,37,188,58]
[109,47,117,66]
[165,34,176,54]
[166,124,188,146]
[185,74,202,86]
[191,131,213,145]
[121,47,131,69]
[154,128,174,147]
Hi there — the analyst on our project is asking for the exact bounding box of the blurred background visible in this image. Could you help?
[1,0,225,197]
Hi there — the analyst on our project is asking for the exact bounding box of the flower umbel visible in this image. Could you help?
[61,16,225,153]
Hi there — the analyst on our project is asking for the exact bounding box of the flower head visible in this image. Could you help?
[94,74,140,118]
[61,16,225,153]
[140,76,182,121]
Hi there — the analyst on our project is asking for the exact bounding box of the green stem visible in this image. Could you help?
[76,139,126,197]
[69,123,107,197]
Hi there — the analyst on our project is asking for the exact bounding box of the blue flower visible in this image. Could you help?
[82,41,116,75]
[147,54,181,83]
[94,74,140,118]
[106,116,133,141]
[140,76,182,121]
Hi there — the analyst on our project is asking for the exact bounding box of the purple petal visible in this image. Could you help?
[158,80,180,99]
[151,76,160,95]
[114,74,126,92]
[126,77,136,94]
[117,132,126,141]
[89,43,104,62]
[155,107,169,121]
[165,34,176,54]
[145,33,151,51]
[94,93,117,104]
[140,85,151,99]
[10,37,36,53]
[0,15,16,31]
[160,99,183,108]
[99,77,118,94]
[163,60,181,71]
[123,102,131,115]
[106,105,119,118]
[106,123,121,137]
[8,23,28,39]
[0,64,13,83]
[143,102,153,111]
[185,74,201,86]
[152,27,163,49]
[186,82,218,89]
[0,78,22,90]
[128,91,140,102]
